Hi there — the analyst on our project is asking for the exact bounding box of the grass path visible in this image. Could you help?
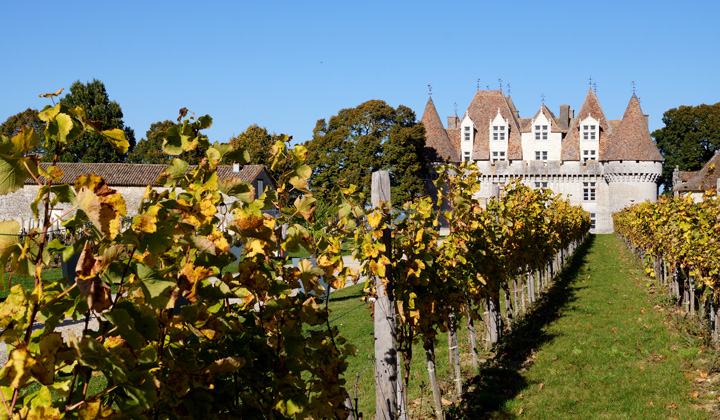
[451,234,718,419]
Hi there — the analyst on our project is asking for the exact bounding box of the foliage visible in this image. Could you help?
[346,161,590,416]
[127,120,208,165]
[0,95,359,418]
[0,108,45,157]
[227,124,283,181]
[306,100,429,207]
[652,103,720,190]
[614,193,720,292]
[54,79,136,163]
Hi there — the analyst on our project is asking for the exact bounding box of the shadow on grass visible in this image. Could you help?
[447,235,595,420]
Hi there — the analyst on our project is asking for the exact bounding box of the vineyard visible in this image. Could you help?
[614,189,720,345]
[0,99,590,419]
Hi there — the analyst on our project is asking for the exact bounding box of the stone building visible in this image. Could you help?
[673,150,720,200]
[0,162,273,232]
[422,88,664,233]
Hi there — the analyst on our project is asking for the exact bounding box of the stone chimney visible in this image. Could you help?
[644,114,649,129]
[233,161,240,173]
[447,115,459,130]
[559,105,570,130]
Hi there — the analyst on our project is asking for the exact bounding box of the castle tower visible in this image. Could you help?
[601,94,663,214]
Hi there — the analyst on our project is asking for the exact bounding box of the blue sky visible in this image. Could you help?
[2,1,719,146]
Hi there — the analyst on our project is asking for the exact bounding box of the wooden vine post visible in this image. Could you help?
[372,171,400,420]
[485,184,503,348]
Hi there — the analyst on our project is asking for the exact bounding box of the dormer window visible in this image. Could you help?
[535,151,548,161]
[491,151,506,163]
[582,124,597,140]
[583,149,597,162]
[492,125,506,141]
[534,125,548,140]
[464,126,471,141]
[463,151,471,161]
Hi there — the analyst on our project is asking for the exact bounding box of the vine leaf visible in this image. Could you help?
[75,241,113,312]
[0,126,40,195]
[0,220,20,287]
[74,174,126,239]
[100,128,129,154]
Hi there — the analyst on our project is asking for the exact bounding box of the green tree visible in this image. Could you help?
[653,103,720,190]
[0,108,45,157]
[128,120,207,165]
[227,124,282,180]
[306,99,429,206]
[55,79,136,162]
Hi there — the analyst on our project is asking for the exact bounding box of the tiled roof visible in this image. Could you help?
[525,104,563,133]
[602,94,664,162]
[561,89,612,161]
[467,90,523,160]
[27,163,266,187]
[675,151,720,192]
[421,97,460,162]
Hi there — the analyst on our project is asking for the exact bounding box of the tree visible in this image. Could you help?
[653,103,720,190]
[0,108,45,157]
[227,124,282,180]
[127,120,207,165]
[55,79,136,162]
[306,100,429,206]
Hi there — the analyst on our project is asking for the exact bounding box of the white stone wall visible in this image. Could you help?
[0,171,274,234]
[466,159,660,234]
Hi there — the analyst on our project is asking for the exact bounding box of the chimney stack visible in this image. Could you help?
[559,105,570,130]
[447,115,459,130]
[233,162,240,173]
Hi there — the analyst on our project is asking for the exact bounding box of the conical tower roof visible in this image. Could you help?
[561,88,612,160]
[421,96,459,162]
[602,94,663,161]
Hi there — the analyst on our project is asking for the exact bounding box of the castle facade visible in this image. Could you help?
[422,88,664,233]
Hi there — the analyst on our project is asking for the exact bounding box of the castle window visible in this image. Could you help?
[535,125,548,140]
[535,151,548,161]
[583,149,597,162]
[583,182,596,201]
[463,151,471,161]
[582,125,597,140]
[590,213,596,229]
[491,151,506,163]
[492,125,506,141]
[464,126,471,141]
[534,182,548,188]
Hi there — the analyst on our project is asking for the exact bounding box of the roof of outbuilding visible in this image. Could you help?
[675,151,720,192]
[27,163,266,187]
[421,97,460,163]
[602,94,664,162]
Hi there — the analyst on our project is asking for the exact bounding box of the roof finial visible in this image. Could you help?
[593,82,597,95]
[477,78,480,91]
[486,85,489,90]
[427,84,432,97]
[506,83,511,96]
[541,93,546,104]
[498,78,503,92]
[631,80,636,95]
[453,102,458,116]
[588,75,593,88]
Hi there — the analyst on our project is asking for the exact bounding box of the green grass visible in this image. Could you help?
[0,267,65,300]
[328,280,477,419]
[449,234,718,419]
